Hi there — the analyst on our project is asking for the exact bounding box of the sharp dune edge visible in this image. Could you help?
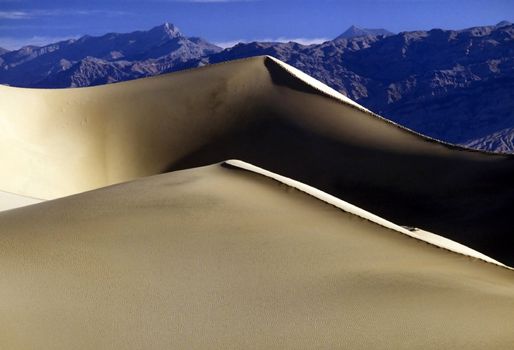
[1,56,514,348]
[225,160,508,268]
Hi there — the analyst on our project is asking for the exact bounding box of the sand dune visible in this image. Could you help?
[1,55,513,347]
[1,55,513,264]
[0,161,513,349]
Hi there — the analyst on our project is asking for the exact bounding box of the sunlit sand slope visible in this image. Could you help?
[0,162,513,349]
[0,190,42,211]
[1,55,513,263]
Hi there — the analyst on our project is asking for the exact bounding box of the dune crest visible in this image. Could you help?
[225,160,508,268]
[266,56,371,112]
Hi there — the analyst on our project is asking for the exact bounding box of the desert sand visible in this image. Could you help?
[0,56,513,348]
[0,161,513,349]
[1,56,513,263]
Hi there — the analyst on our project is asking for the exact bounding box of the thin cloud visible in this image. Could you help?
[0,35,79,50]
[0,24,79,30]
[214,40,243,48]
[0,11,31,19]
[215,37,330,48]
[0,9,127,20]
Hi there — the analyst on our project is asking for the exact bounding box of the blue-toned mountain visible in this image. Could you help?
[0,23,221,87]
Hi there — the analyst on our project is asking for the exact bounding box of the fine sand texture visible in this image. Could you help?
[0,162,513,349]
[1,55,513,264]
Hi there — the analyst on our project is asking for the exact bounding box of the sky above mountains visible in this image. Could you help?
[0,0,513,49]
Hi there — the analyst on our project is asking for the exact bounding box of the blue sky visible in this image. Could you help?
[0,0,513,49]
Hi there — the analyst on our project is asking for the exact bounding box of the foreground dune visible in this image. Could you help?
[1,56,513,264]
[0,161,513,349]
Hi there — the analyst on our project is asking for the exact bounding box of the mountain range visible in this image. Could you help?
[0,23,221,87]
[1,21,513,153]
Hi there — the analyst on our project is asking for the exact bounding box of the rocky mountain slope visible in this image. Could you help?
[463,127,514,153]
[1,22,513,152]
[0,23,221,87]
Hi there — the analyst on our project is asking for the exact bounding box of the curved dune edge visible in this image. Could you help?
[267,56,505,155]
[225,159,511,269]
[266,56,373,113]
[0,156,506,269]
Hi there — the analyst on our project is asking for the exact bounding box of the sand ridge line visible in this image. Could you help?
[6,53,510,157]
[224,159,512,270]
[265,56,513,157]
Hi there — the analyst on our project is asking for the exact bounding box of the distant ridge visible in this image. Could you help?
[336,25,394,39]
[0,47,9,55]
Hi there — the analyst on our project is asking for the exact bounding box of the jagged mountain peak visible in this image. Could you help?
[496,20,512,28]
[148,22,182,38]
[337,25,394,39]
[0,21,222,87]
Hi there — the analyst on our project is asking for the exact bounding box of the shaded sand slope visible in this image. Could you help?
[0,162,513,349]
[1,56,514,264]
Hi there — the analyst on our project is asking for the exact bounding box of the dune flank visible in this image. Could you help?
[1,55,513,263]
[0,161,513,349]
